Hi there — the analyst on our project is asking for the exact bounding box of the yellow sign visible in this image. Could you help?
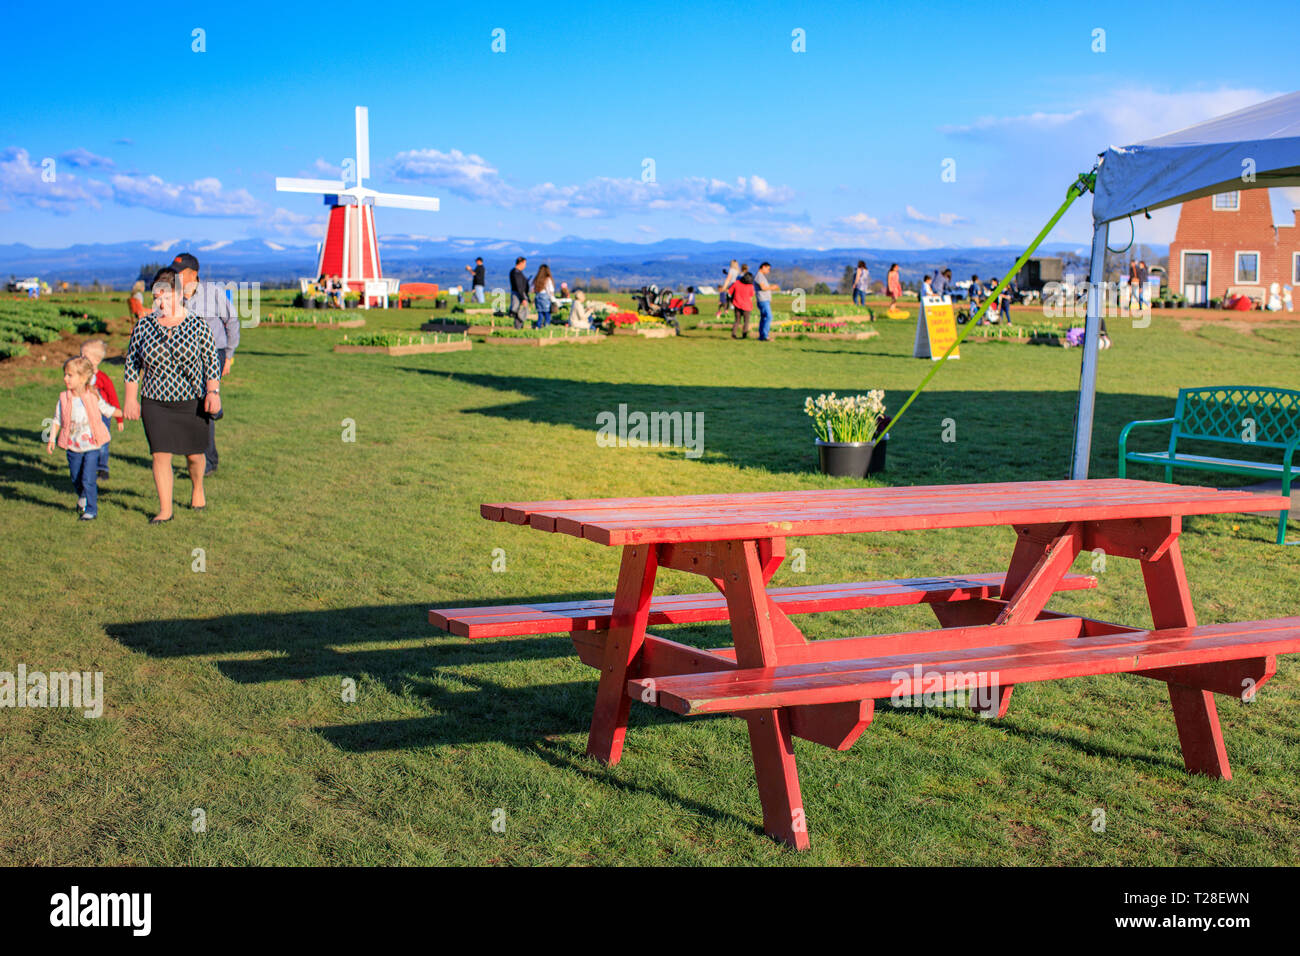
[913,295,960,360]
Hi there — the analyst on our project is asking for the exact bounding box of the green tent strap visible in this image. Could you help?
[885,169,1097,438]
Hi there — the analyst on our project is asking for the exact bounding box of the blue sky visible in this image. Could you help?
[3,0,1297,251]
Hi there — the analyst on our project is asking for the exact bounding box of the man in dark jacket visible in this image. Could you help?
[508,257,530,328]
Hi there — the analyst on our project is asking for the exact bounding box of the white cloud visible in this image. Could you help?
[390,148,510,202]
[59,147,115,169]
[0,147,107,213]
[111,173,261,217]
[905,205,964,226]
[941,110,1084,136]
[389,147,796,221]
[834,212,879,230]
[262,206,325,240]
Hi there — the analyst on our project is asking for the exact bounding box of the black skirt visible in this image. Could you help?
[141,397,208,455]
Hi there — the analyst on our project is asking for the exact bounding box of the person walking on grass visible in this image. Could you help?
[729,265,756,339]
[123,268,221,524]
[46,356,120,521]
[754,262,780,341]
[171,252,238,477]
[932,268,951,297]
[465,256,486,304]
[886,263,903,314]
[532,264,556,328]
[715,259,740,319]
[852,260,870,308]
[509,256,530,328]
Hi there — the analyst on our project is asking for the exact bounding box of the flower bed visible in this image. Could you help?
[608,312,673,337]
[771,318,880,340]
[261,309,365,328]
[422,319,496,335]
[966,322,1066,345]
[481,328,603,347]
[333,332,471,355]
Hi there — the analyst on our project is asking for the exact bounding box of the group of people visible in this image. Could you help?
[962,273,1017,324]
[714,260,781,340]
[504,256,596,329]
[49,252,239,524]
[853,261,906,312]
[316,275,347,308]
[1127,260,1151,309]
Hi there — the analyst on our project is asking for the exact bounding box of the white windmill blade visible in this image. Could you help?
[355,106,370,182]
[369,191,440,211]
[276,177,348,194]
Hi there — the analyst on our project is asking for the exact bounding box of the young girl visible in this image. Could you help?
[886,263,904,316]
[47,356,120,520]
[532,264,555,328]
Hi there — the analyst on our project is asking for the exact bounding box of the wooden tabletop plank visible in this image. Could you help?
[484,479,1154,524]
[585,498,1286,545]
[546,486,1254,529]
[483,480,1288,545]
[540,483,1228,537]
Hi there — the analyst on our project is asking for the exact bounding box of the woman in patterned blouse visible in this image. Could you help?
[123,268,222,524]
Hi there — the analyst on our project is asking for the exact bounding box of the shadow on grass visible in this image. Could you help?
[880,699,1186,774]
[398,371,1178,480]
[105,599,759,827]
[0,425,157,513]
[104,597,685,739]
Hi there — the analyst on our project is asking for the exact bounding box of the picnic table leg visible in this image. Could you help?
[724,539,810,850]
[586,543,660,766]
[1140,534,1232,779]
[965,522,1081,718]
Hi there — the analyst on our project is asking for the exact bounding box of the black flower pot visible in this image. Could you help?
[816,439,875,477]
[867,417,891,474]
[303,297,316,309]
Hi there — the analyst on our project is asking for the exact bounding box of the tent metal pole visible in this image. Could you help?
[1069,220,1110,479]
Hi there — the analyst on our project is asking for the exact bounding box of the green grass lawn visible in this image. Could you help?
[1,293,1298,865]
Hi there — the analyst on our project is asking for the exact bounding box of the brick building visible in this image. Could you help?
[1168,189,1300,305]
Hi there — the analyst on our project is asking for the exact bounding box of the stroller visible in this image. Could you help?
[631,285,682,332]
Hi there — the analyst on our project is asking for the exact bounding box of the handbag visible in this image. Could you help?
[160,316,224,420]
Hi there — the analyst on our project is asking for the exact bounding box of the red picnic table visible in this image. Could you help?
[431,478,1299,850]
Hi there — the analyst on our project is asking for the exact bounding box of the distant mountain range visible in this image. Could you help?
[0,235,1157,290]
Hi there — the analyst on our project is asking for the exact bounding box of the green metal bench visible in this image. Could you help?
[1119,386,1299,544]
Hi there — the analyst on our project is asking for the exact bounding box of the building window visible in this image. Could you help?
[1213,192,1240,210]
[1294,252,1300,284]
[1235,252,1259,284]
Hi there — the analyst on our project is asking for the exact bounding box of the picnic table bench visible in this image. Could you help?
[430,479,1299,850]
[1119,386,1299,544]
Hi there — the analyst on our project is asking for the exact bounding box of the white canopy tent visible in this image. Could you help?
[1069,91,1300,478]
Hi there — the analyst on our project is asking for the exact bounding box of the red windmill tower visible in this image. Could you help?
[275,106,439,295]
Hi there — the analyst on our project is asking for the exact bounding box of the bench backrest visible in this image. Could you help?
[1173,387,1300,451]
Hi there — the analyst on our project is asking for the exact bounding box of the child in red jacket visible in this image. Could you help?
[80,339,124,480]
